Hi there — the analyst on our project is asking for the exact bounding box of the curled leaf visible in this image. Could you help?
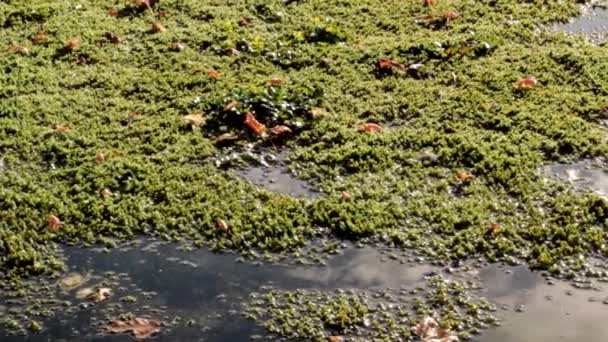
[358,123,384,132]
[48,215,63,233]
[151,23,166,33]
[329,337,344,342]
[207,68,220,78]
[182,113,205,127]
[64,37,81,51]
[105,317,162,340]
[443,11,460,20]
[424,0,436,6]
[266,77,286,86]
[512,76,537,89]
[216,219,229,232]
[456,170,475,182]
[99,188,113,199]
[32,34,47,45]
[245,112,267,135]
[270,125,292,136]
[223,100,238,112]
[488,223,501,235]
[378,58,406,72]
[339,191,352,201]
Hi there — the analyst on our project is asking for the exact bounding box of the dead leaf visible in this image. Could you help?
[512,76,537,90]
[424,0,436,6]
[207,68,220,78]
[87,287,112,302]
[60,273,86,290]
[105,317,162,340]
[339,191,352,201]
[32,34,47,45]
[378,58,406,72]
[414,316,458,342]
[266,77,286,86]
[488,223,501,235]
[224,100,238,112]
[48,215,63,233]
[245,112,267,135]
[214,132,240,146]
[216,219,229,232]
[238,17,253,26]
[151,23,166,33]
[105,32,121,44]
[76,287,94,299]
[99,188,113,199]
[108,8,119,17]
[183,113,205,127]
[455,170,475,182]
[64,37,81,51]
[358,123,384,132]
[52,125,70,133]
[96,151,106,164]
[169,42,184,51]
[328,336,344,342]
[7,44,30,55]
[270,125,292,136]
[444,11,460,20]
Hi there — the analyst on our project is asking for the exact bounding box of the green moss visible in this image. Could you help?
[1,0,608,308]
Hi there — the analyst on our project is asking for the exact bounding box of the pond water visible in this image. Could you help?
[3,5,608,342]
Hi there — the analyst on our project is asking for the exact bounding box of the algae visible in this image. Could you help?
[2,0,608,337]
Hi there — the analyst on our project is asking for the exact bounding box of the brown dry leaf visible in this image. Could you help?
[108,8,119,17]
[266,77,286,86]
[60,273,86,290]
[455,170,475,182]
[378,58,406,72]
[223,100,238,112]
[216,219,229,232]
[99,188,113,199]
[52,125,70,133]
[169,42,184,51]
[488,223,501,235]
[414,316,458,342]
[270,125,292,136]
[444,11,460,20]
[358,123,384,132]
[214,132,240,146]
[183,113,205,127]
[424,0,436,6]
[512,76,537,89]
[328,336,344,342]
[105,32,121,44]
[76,287,94,299]
[64,37,81,51]
[207,68,220,78]
[48,215,63,233]
[7,44,30,55]
[245,112,267,135]
[89,287,112,302]
[96,151,106,164]
[105,317,162,340]
[151,23,166,33]
[339,191,352,201]
[32,34,47,45]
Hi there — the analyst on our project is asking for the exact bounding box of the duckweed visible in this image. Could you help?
[1,1,608,336]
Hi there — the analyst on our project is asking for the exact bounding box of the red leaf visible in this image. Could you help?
[48,215,63,232]
[512,76,537,89]
[443,11,460,20]
[270,125,292,136]
[207,68,220,78]
[378,58,406,72]
[266,77,285,86]
[244,112,267,135]
[358,123,384,132]
[424,0,436,6]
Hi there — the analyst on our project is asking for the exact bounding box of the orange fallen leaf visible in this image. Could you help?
[239,17,253,26]
[245,112,267,135]
[52,125,70,133]
[358,123,384,132]
[339,191,352,201]
[108,8,119,17]
[207,68,220,78]
[223,100,238,112]
[266,77,285,86]
[378,58,406,72]
[32,34,47,45]
[443,11,460,20]
[512,76,537,89]
[456,170,475,182]
[7,44,30,55]
[216,219,229,232]
[169,42,184,51]
[157,10,168,18]
[64,37,81,51]
[328,336,344,342]
[270,125,292,136]
[424,0,436,6]
[48,215,63,232]
[151,23,166,33]
[488,223,501,235]
[105,317,162,340]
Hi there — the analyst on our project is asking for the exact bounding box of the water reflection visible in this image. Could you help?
[554,7,608,38]
[2,242,607,342]
[545,161,608,198]
[235,165,318,199]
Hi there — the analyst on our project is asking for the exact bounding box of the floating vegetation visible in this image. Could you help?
[244,276,498,341]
